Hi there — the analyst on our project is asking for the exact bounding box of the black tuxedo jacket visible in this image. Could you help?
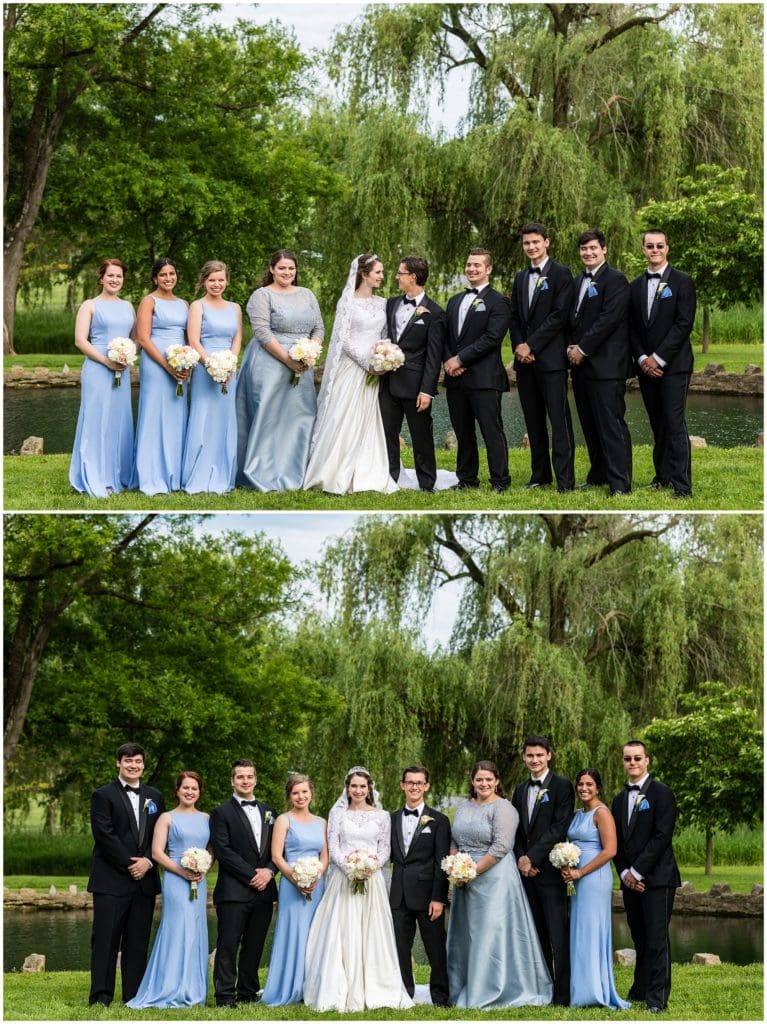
[384,294,445,398]
[444,285,511,391]
[512,771,575,886]
[389,804,451,911]
[629,267,696,374]
[568,263,631,380]
[510,259,574,372]
[611,777,681,889]
[210,797,279,904]
[88,780,165,897]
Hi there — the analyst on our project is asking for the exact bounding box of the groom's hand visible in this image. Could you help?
[128,856,152,880]
[427,901,444,921]
[250,867,273,891]
[443,356,465,377]
[416,393,432,412]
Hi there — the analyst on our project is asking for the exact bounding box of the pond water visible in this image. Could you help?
[4,906,762,973]
[3,386,763,454]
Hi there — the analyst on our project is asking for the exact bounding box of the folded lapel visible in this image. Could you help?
[626,779,650,839]
[528,771,551,830]
[392,809,406,861]
[527,260,549,319]
[116,781,140,843]
[642,276,651,327]
[137,785,148,848]
[647,272,669,327]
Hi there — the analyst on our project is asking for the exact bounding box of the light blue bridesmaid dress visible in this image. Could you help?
[236,287,324,491]
[126,811,210,1009]
[181,302,239,494]
[69,297,135,497]
[133,296,188,494]
[568,807,631,1009]
[446,798,552,1009]
[261,816,326,1005]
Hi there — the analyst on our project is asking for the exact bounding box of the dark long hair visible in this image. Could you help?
[468,759,506,799]
[355,253,381,289]
[260,249,298,288]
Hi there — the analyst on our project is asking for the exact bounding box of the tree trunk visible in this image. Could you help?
[701,305,710,354]
[705,827,713,875]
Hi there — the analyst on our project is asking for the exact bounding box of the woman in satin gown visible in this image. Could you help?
[69,258,136,497]
[561,768,631,1009]
[133,257,190,494]
[303,253,398,493]
[262,775,328,1005]
[181,260,242,494]
[446,759,552,1009]
[126,771,212,1009]
[236,249,324,491]
[303,767,413,1013]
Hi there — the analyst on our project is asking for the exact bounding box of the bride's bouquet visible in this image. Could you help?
[180,846,213,900]
[441,852,477,885]
[288,336,323,387]
[106,336,138,388]
[204,349,238,394]
[549,841,581,895]
[291,855,324,900]
[344,849,379,895]
[165,344,201,396]
[366,339,404,385]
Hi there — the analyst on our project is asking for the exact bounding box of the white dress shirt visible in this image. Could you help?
[458,284,487,335]
[119,776,140,826]
[238,796,262,848]
[402,801,424,853]
[395,291,424,340]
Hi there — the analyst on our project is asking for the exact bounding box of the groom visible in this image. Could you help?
[87,742,165,1006]
[381,256,445,492]
[389,765,451,1006]
[210,759,278,1007]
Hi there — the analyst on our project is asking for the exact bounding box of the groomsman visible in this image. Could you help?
[629,229,697,498]
[87,742,165,1006]
[567,229,632,495]
[389,765,451,1006]
[443,248,512,492]
[510,222,575,492]
[611,740,680,1013]
[512,735,575,1006]
[210,759,278,1007]
[381,256,445,492]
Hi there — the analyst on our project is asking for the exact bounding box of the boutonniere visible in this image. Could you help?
[417,815,434,831]
[471,298,486,312]
[143,799,158,814]
[535,276,549,292]
[414,305,430,317]
[264,810,274,826]
[535,788,550,805]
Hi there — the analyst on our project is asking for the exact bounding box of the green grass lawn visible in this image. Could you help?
[2,963,762,1020]
[3,445,763,511]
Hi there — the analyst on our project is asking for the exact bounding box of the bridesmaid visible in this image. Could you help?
[69,258,136,497]
[181,261,242,494]
[261,774,328,1005]
[236,250,325,490]
[561,769,630,1010]
[133,257,189,493]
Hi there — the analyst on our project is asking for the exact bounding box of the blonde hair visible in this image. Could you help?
[196,260,228,293]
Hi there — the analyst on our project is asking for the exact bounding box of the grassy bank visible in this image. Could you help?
[3,964,762,1019]
[3,446,763,511]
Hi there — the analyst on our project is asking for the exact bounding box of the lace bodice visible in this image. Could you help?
[342,297,388,369]
[327,807,391,871]
[451,798,518,860]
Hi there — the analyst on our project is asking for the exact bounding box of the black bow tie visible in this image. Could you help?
[465,287,479,294]
[529,266,542,275]
[240,799,258,807]
[403,807,419,817]
[529,779,543,787]
[626,784,641,791]
[583,271,594,279]
[403,297,416,306]
[646,272,662,279]
[123,785,139,794]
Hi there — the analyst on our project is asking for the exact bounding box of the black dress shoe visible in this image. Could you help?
[608,489,631,497]
[450,481,480,490]
[647,1006,664,1014]
[89,998,111,1007]
[216,1000,238,1008]
[648,479,668,490]
[420,486,435,493]
[491,484,509,493]
[672,490,692,500]
[557,486,575,493]
[523,481,548,490]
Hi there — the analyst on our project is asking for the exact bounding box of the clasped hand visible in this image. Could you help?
[640,356,664,378]
[249,867,273,891]
[443,356,465,377]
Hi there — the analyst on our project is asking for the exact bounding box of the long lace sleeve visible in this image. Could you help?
[245,288,273,347]
[306,290,325,340]
[376,811,392,866]
[327,807,345,871]
[487,799,518,860]
[342,331,374,371]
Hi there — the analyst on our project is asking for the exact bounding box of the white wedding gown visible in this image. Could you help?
[303,807,414,1012]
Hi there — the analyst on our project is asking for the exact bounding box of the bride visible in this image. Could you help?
[303,767,414,1012]
[303,254,399,494]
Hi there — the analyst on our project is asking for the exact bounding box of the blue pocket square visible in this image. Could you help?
[638,798,650,811]
[540,280,549,291]
[540,792,550,803]
[660,287,673,299]
[587,285,598,298]
[144,799,158,815]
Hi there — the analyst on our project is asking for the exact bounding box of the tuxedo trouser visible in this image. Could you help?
[515,365,575,489]
[571,373,632,491]
[379,386,437,489]
[391,903,450,1005]
[521,877,570,1005]
[622,885,675,1008]
[446,386,510,487]
[89,890,155,1003]
[638,372,691,494]
[214,900,273,1002]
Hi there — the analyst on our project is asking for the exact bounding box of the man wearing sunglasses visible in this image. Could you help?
[611,740,680,1013]
[628,230,697,499]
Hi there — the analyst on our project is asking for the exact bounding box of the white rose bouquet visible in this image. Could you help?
[441,852,477,885]
[106,337,137,388]
[180,846,213,900]
[549,841,581,895]
[165,344,200,396]
[344,849,379,895]
[366,339,404,385]
[288,336,323,387]
[205,349,238,394]
[291,855,324,900]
